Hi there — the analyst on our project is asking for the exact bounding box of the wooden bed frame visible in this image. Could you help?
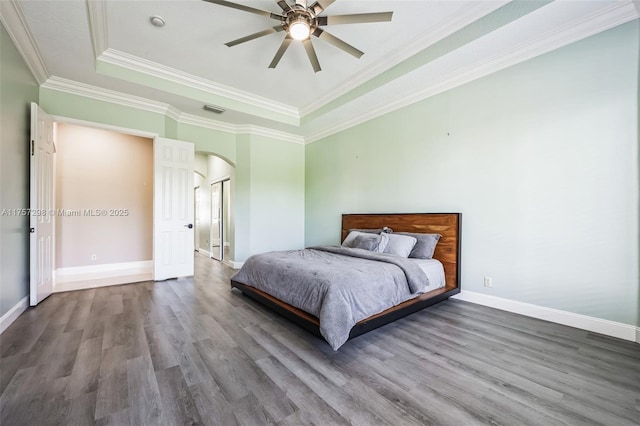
[231,213,461,342]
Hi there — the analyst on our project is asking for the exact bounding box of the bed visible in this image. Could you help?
[231,213,461,349]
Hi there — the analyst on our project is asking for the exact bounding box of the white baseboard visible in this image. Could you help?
[452,290,639,344]
[223,260,243,269]
[198,249,211,257]
[0,296,28,334]
[55,260,153,292]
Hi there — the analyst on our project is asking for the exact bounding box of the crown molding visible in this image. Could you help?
[236,125,305,145]
[41,76,305,144]
[178,112,237,133]
[298,1,510,118]
[165,106,182,122]
[0,0,49,84]
[86,0,108,57]
[41,76,170,115]
[98,48,299,121]
[304,0,640,144]
[178,113,304,143]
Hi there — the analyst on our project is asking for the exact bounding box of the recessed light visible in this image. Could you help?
[150,16,165,27]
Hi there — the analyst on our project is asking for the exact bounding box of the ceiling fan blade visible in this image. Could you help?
[317,12,393,26]
[313,28,363,58]
[276,0,291,11]
[269,35,293,69]
[225,25,284,47]
[302,39,321,73]
[309,0,335,15]
[202,0,284,20]
[295,0,307,7]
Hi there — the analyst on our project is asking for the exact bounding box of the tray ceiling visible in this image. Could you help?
[3,0,639,141]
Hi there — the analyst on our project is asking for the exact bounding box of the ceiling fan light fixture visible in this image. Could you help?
[289,19,310,40]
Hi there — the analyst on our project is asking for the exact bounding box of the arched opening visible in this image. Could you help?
[194,151,236,266]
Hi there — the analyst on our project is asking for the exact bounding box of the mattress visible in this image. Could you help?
[411,258,446,290]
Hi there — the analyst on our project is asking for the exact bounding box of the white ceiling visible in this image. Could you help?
[3,0,639,141]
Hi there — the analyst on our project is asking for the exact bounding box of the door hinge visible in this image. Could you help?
[31,140,34,156]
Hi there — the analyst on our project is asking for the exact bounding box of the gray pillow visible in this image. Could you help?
[396,232,441,259]
[343,231,389,253]
[383,234,417,258]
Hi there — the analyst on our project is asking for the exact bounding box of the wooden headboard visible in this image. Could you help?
[342,213,461,290]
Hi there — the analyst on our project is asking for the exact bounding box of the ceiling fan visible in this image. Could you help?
[203,0,393,72]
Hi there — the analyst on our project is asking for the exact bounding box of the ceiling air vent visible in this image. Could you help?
[203,105,225,114]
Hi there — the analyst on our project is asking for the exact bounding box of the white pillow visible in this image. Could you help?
[383,233,417,258]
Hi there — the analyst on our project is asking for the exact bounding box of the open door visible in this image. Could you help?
[153,137,195,280]
[29,103,55,306]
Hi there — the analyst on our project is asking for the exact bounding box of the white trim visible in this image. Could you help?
[56,260,153,281]
[165,106,182,122]
[178,113,237,133]
[55,261,153,292]
[98,49,299,121]
[452,291,639,344]
[223,260,243,270]
[0,296,28,334]
[236,125,305,145]
[636,327,640,344]
[86,0,108,58]
[210,175,231,185]
[0,0,49,83]
[197,249,211,257]
[42,76,170,115]
[51,114,159,139]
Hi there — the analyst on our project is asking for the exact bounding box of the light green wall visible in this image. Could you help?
[223,133,306,261]
[0,23,40,317]
[249,135,305,254]
[234,134,252,262]
[306,21,640,326]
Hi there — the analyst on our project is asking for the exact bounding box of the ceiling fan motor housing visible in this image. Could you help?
[283,6,316,39]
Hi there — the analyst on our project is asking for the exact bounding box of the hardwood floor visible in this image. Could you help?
[1,253,639,425]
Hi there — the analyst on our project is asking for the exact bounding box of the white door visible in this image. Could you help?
[29,103,55,306]
[153,137,195,280]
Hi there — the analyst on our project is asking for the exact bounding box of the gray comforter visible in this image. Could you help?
[231,246,431,350]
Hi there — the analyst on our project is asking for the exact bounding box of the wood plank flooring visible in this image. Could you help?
[1,253,639,425]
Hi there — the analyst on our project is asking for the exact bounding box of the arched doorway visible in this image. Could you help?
[194,152,235,265]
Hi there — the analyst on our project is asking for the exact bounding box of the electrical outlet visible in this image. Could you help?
[483,276,493,287]
[91,254,97,261]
